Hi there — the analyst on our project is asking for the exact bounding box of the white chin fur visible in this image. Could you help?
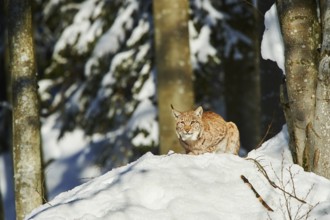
[180,132,199,141]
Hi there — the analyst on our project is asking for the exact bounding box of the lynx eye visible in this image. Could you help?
[177,122,184,128]
[191,121,199,128]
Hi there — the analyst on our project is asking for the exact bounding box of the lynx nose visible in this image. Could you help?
[184,126,190,133]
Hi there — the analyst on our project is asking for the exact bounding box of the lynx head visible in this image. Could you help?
[171,105,204,141]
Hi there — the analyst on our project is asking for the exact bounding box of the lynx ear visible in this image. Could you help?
[171,105,181,119]
[194,106,203,118]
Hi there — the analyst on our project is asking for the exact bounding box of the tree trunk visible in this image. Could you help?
[153,0,195,154]
[223,0,261,151]
[276,0,320,168]
[311,0,330,178]
[0,189,3,220]
[7,0,44,219]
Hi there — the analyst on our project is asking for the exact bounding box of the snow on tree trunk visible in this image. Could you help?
[312,0,330,178]
[276,0,320,169]
[153,0,194,154]
[7,0,44,219]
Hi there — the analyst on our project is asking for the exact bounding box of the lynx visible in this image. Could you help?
[171,105,240,155]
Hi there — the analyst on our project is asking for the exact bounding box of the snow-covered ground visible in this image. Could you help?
[2,3,329,220]
[25,126,330,220]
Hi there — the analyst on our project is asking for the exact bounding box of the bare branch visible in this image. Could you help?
[246,156,319,220]
[245,157,306,204]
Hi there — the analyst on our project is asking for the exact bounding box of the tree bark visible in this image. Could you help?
[7,0,44,219]
[153,0,195,154]
[311,0,330,178]
[276,0,320,168]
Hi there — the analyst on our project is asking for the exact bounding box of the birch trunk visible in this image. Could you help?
[7,0,44,219]
[153,0,195,154]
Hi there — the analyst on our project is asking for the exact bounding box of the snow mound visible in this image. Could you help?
[26,127,330,220]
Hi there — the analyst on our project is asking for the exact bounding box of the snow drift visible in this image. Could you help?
[26,126,330,220]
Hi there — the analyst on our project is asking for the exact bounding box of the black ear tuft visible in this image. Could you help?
[171,105,181,119]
